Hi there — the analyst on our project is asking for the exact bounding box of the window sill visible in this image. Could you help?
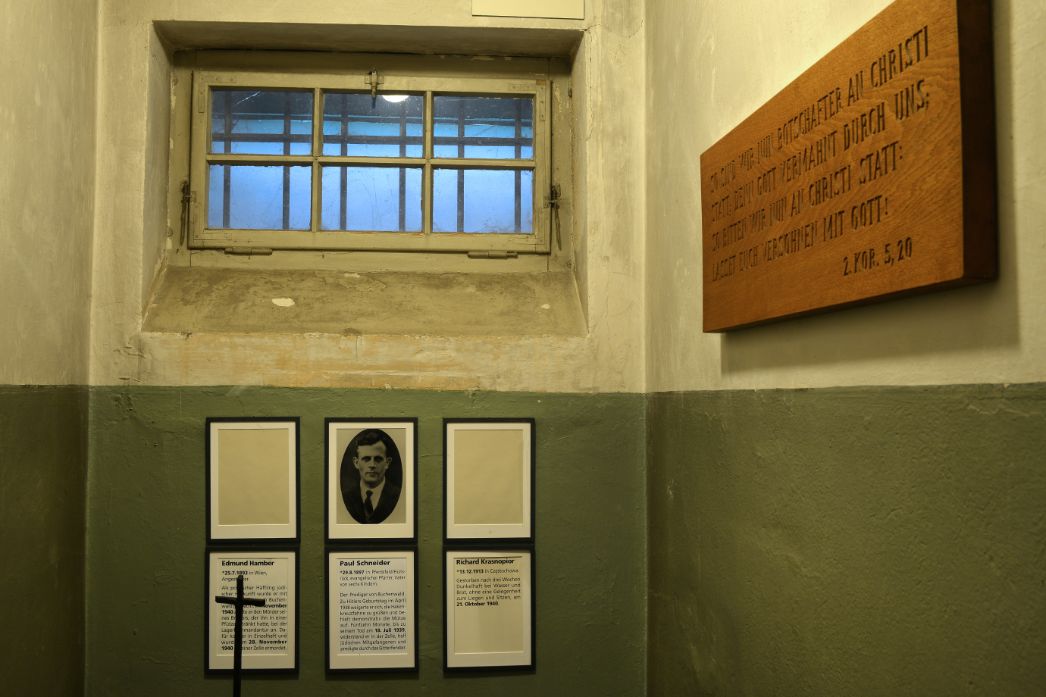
[143,266,585,338]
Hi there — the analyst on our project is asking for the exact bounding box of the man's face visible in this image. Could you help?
[354,441,390,487]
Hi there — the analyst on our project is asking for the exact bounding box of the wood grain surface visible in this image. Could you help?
[700,0,996,332]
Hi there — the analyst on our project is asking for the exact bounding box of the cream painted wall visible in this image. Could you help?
[0,0,97,385]
[89,0,646,393]
[646,0,1046,391]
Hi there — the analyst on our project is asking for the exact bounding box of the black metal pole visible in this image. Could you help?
[233,574,243,697]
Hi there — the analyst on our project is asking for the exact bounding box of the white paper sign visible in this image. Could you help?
[446,550,533,669]
[328,550,416,671]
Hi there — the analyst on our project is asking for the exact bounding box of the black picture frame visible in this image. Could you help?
[443,418,536,543]
[205,417,300,545]
[325,546,419,673]
[204,546,299,674]
[325,418,418,544]
[443,547,536,672]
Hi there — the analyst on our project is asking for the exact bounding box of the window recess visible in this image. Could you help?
[189,69,552,254]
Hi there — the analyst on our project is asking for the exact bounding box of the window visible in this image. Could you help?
[188,63,553,254]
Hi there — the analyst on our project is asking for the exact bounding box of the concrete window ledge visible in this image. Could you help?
[143,266,586,338]
[154,21,583,58]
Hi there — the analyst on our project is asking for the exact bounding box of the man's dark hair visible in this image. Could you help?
[352,428,393,457]
[342,428,403,487]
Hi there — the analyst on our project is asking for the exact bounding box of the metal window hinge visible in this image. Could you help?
[468,251,518,259]
[224,247,274,256]
[544,184,561,209]
[544,184,563,250]
[179,181,195,246]
[365,69,384,105]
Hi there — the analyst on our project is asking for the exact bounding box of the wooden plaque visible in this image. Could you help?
[700,0,996,332]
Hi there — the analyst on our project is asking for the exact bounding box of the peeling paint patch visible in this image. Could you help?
[271,297,295,308]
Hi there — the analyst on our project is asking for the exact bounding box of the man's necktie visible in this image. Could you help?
[364,489,375,520]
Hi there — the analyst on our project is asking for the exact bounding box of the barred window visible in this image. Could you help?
[189,66,552,254]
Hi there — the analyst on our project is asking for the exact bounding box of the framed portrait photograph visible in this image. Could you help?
[205,548,298,673]
[444,548,534,671]
[207,418,299,543]
[326,419,417,542]
[326,548,417,672]
[444,419,534,541]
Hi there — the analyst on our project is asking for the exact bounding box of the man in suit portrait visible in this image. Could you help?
[340,428,403,524]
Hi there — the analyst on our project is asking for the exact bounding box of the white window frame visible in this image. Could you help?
[189,68,551,254]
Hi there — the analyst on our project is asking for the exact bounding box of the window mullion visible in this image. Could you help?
[515,98,522,233]
[339,92,348,231]
[426,158,533,169]
[222,92,232,228]
[398,99,407,232]
[208,154,314,165]
[423,90,433,236]
[282,91,292,231]
[311,87,322,233]
[318,156,426,166]
[456,96,465,233]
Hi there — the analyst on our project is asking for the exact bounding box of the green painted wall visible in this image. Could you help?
[0,386,87,696]
[647,385,1046,697]
[85,387,646,697]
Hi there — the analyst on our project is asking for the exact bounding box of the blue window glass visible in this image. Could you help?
[433,168,533,233]
[323,93,424,158]
[433,96,533,159]
[210,89,313,156]
[207,165,311,230]
[321,166,422,232]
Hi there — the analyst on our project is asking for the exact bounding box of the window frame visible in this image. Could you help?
[189,68,552,254]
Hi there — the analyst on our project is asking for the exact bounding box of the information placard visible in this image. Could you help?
[444,549,534,670]
[700,0,995,331]
[326,549,417,672]
[206,549,297,672]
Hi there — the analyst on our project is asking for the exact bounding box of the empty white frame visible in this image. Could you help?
[207,418,299,543]
[444,419,534,541]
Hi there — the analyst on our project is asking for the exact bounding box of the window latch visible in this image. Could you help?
[365,70,384,105]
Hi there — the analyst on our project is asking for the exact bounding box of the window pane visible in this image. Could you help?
[321,166,422,232]
[432,168,533,233]
[207,165,311,230]
[210,89,313,156]
[433,95,533,159]
[323,93,423,158]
